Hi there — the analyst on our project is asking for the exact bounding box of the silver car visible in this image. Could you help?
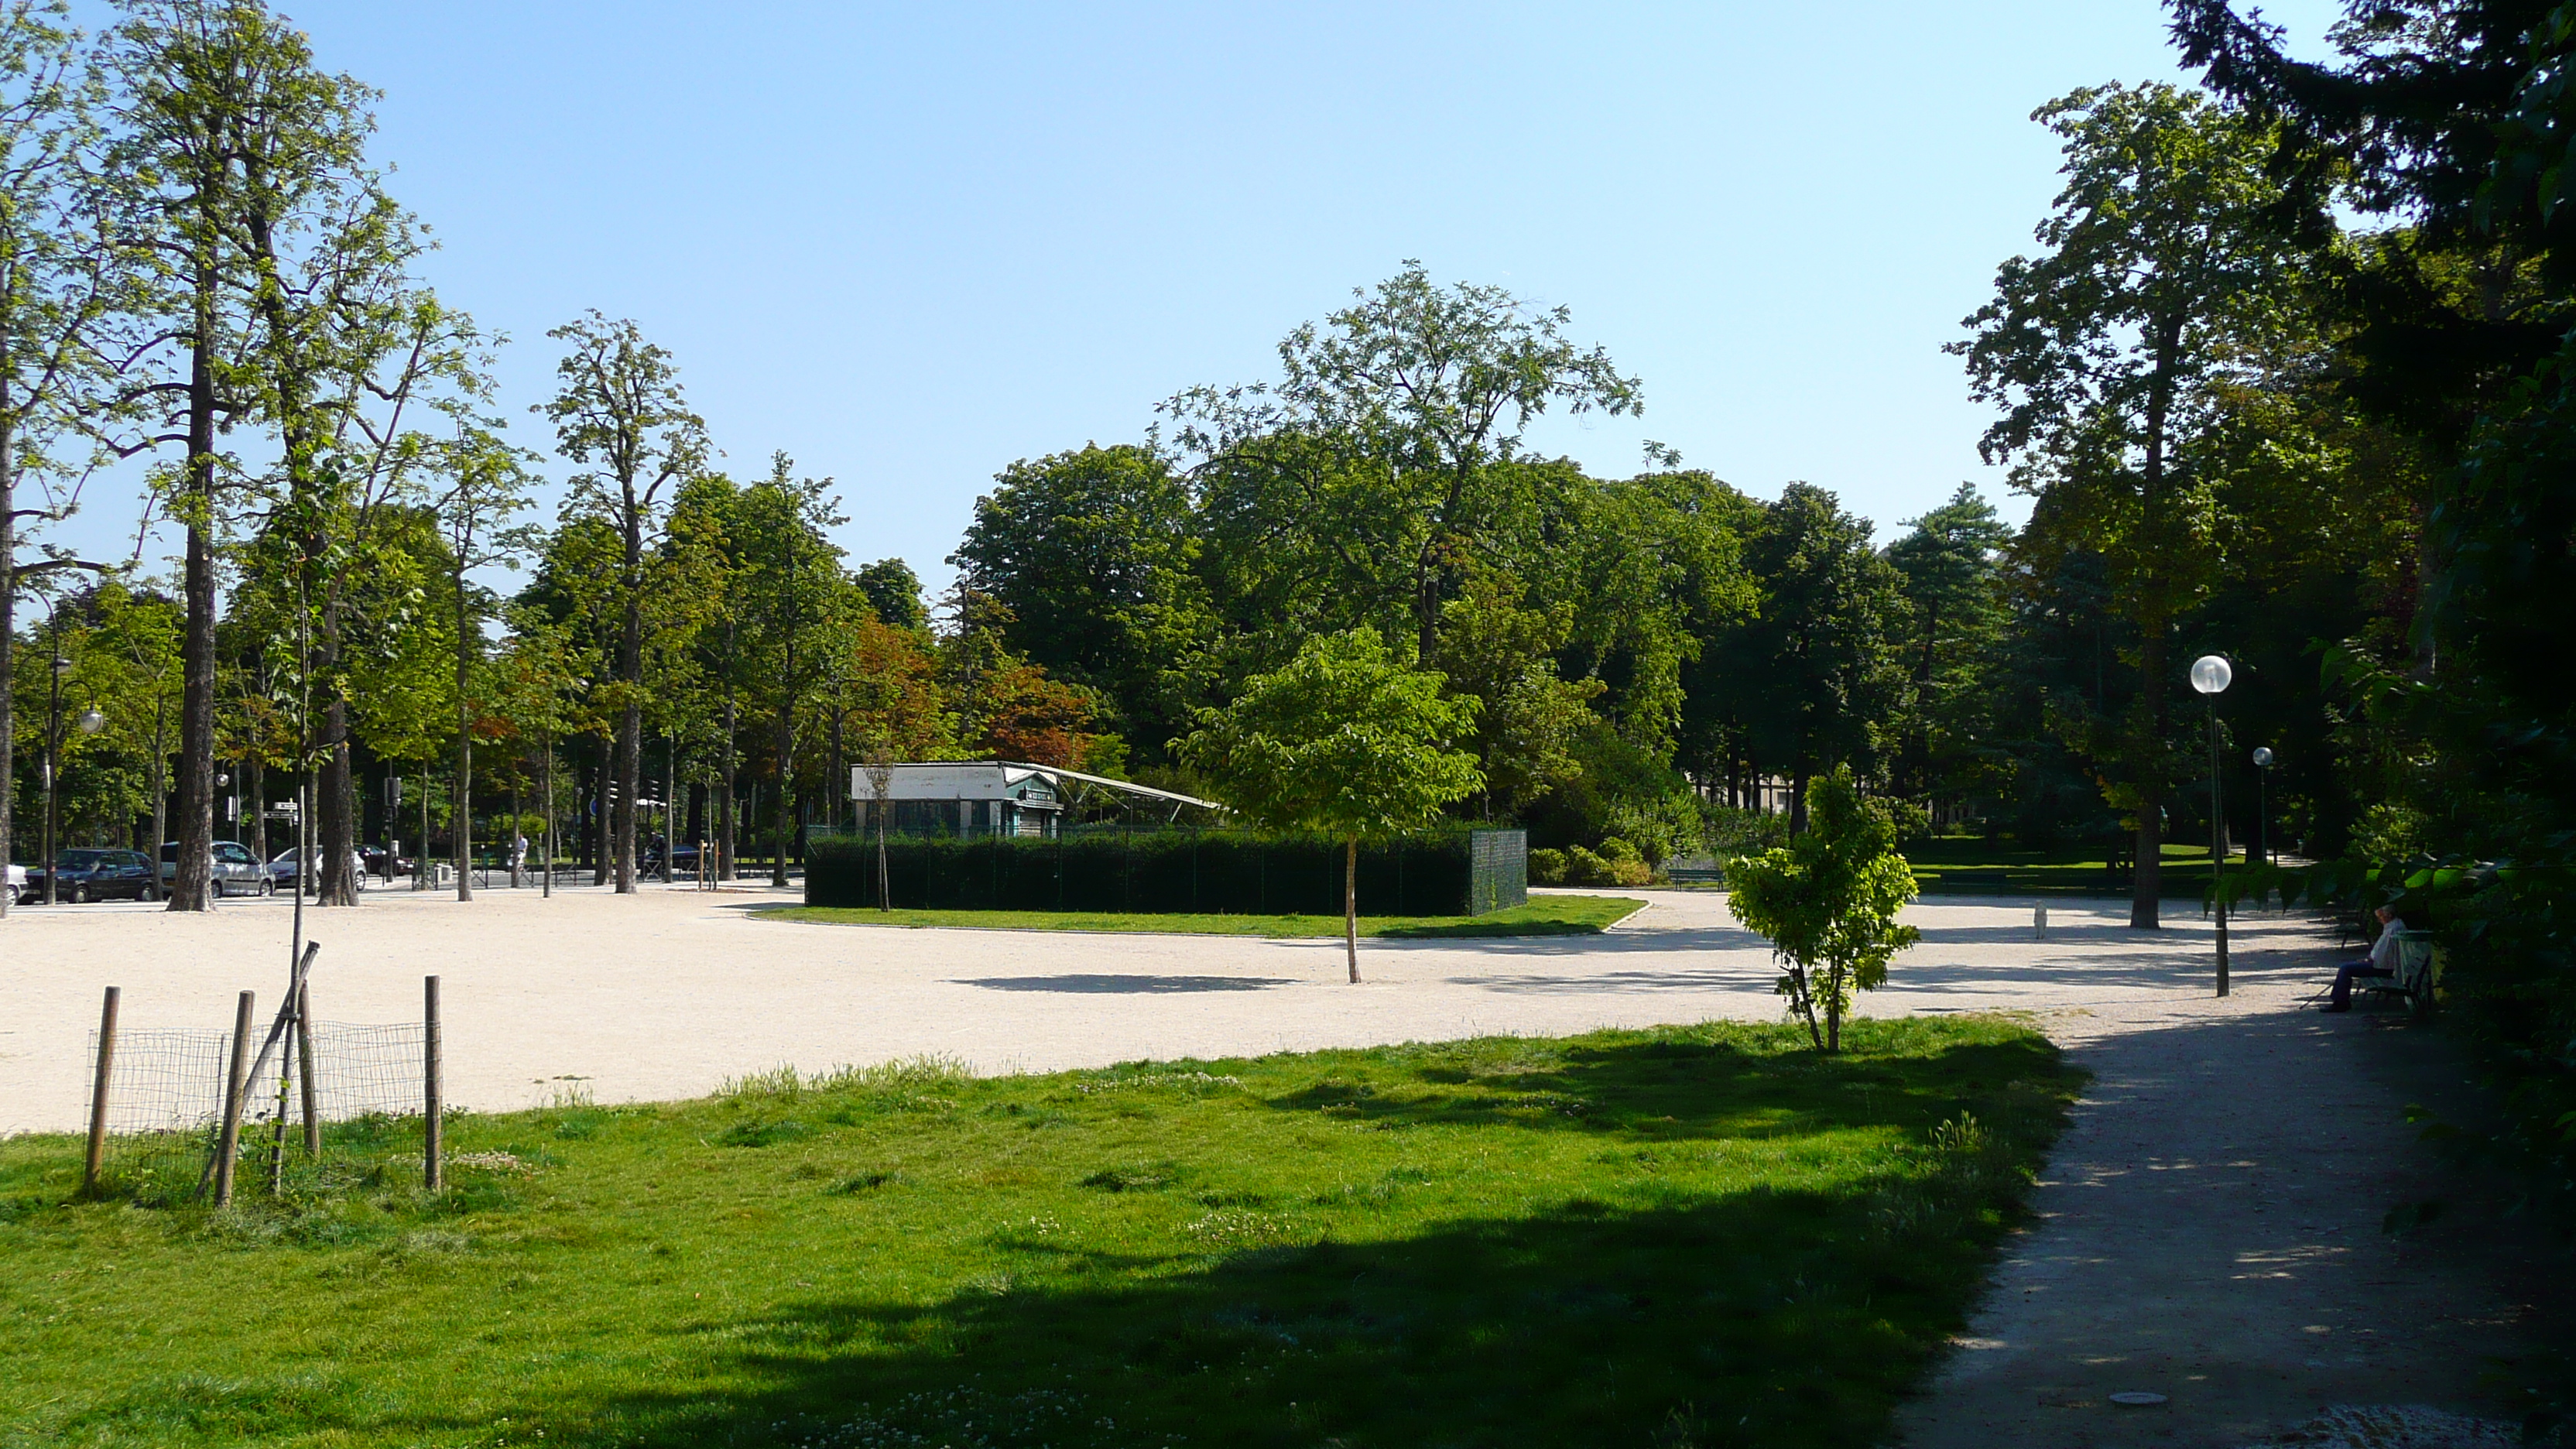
[158,841,276,897]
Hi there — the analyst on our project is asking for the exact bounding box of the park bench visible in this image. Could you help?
[2345,928,2441,1017]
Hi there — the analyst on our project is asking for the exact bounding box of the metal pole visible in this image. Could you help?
[2256,766,2268,868]
[2211,706,2228,997]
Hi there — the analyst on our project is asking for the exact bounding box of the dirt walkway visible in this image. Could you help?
[1892,933,2567,1447]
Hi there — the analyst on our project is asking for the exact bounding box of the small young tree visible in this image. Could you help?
[1726,768,1921,1053]
[1178,627,1481,983]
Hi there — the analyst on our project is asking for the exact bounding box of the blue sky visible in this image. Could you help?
[55,0,2344,600]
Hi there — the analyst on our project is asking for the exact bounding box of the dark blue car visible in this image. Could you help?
[27,848,159,903]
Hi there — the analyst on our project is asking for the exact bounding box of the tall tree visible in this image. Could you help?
[740,451,842,887]
[0,1,122,919]
[1884,484,2012,813]
[853,557,926,632]
[1167,262,1639,664]
[111,0,412,909]
[540,312,706,895]
[1951,81,2304,927]
[428,423,533,901]
[1715,483,1906,832]
[950,443,1211,759]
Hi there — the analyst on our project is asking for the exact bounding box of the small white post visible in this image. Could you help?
[2033,904,2049,940]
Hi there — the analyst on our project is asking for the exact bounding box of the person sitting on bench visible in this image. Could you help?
[2321,905,2403,1012]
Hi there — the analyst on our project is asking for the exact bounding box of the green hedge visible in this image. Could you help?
[806,828,1525,916]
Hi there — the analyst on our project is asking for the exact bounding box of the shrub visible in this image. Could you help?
[1563,846,1613,886]
[1559,844,1647,887]
[1528,848,1568,886]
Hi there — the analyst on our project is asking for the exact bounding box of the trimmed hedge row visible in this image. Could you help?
[806,828,1525,916]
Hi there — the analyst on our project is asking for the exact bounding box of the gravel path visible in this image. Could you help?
[2,882,2558,1442]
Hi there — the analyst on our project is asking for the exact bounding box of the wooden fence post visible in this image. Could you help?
[423,975,443,1190]
[296,979,320,1156]
[213,989,255,1208]
[82,986,119,1194]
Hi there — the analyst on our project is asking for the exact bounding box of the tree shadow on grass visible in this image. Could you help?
[40,1031,2077,1449]
[1257,1026,2069,1146]
[581,1190,1990,1449]
[519,1033,2070,1449]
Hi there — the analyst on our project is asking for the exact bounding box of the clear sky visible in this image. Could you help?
[53,0,2345,600]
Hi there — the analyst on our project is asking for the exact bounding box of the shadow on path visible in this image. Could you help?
[1892,997,2568,1447]
[956,974,1299,994]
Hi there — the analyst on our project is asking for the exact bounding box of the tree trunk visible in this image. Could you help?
[454,737,473,902]
[591,748,609,886]
[166,270,220,913]
[2127,315,2183,932]
[540,740,555,898]
[613,505,643,892]
[0,377,15,919]
[148,691,168,860]
[319,698,358,905]
[454,577,474,903]
[772,705,793,889]
[245,752,265,864]
[719,689,738,880]
[827,694,844,836]
[1344,835,1361,985]
[2131,629,2167,928]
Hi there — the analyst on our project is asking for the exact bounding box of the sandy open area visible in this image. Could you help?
[4,880,2562,1444]
[7,882,2293,1132]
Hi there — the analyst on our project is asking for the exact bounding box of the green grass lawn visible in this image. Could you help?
[763,894,1646,938]
[1906,838,2223,898]
[0,1018,2078,1449]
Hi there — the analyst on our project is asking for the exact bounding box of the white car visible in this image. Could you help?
[5,862,26,905]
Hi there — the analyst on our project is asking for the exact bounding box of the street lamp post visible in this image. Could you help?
[2191,655,2233,996]
[2250,746,2274,868]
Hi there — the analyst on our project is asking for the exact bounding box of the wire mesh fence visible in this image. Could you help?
[85,1019,430,1201]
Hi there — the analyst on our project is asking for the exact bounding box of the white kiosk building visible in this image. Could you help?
[847,762,1224,838]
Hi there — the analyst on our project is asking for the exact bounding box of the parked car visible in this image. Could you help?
[5,862,26,905]
[27,848,159,903]
[639,840,700,877]
[268,848,368,889]
[158,841,275,897]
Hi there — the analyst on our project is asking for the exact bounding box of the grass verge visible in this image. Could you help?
[0,1017,2079,1449]
[761,893,1647,937]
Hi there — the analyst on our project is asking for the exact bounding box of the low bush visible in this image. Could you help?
[1561,839,1653,887]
